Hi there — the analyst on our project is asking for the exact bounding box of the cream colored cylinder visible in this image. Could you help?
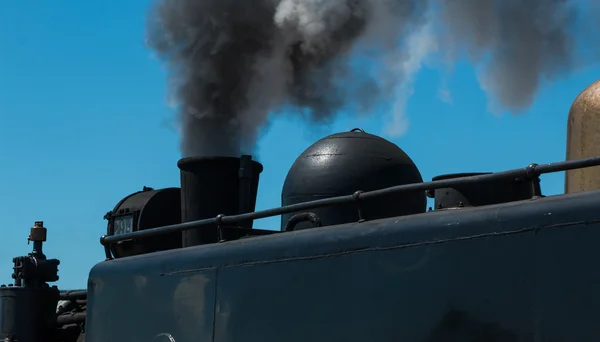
[565,80,600,193]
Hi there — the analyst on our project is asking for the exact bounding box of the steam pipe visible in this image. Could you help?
[56,312,86,326]
[59,290,87,300]
[100,155,600,246]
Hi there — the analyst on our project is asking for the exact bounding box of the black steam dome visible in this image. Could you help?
[281,128,426,230]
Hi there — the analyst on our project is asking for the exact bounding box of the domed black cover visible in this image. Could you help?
[281,129,426,230]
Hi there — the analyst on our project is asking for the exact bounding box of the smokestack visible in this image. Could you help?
[565,80,600,194]
[178,156,263,247]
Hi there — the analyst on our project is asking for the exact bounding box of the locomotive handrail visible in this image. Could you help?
[100,155,600,246]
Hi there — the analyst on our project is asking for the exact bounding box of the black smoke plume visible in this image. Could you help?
[147,0,596,157]
[147,0,426,156]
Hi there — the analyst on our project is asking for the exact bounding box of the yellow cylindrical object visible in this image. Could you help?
[565,80,600,193]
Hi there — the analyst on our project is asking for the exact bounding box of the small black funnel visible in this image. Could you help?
[178,156,263,247]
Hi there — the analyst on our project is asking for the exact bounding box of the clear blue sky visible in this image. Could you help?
[1,1,598,289]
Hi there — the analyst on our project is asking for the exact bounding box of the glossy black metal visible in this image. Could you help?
[105,187,181,258]
[100,155,600,246]
[56,298,87,342]
[217,226,279,242]
[238,155,255,227]
[427,172,542,209]
[56,313,86,326]
[0,286,59,341]
[178,156,263,247]
[0,222,62,342]
[281,129,426,230]
[59,290,87,300]
[285,212,322,231]
[87,189,600,341]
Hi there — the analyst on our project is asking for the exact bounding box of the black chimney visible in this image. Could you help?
[177,156,263,247]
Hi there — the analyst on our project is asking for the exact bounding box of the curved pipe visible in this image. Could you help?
[59,290,87,300]
[57,312,86,326]
[285,212,322,231]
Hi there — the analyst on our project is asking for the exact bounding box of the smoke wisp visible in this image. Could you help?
[146,0,597,157]
[438,0,579,112]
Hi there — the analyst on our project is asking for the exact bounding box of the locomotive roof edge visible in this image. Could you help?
[100,154,600,249]
[86,182,600,341]
[91,185,600,268]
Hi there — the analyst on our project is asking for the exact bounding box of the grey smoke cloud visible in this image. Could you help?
[438,0,578,112]
[146,0,426,157]
[147,0,596,157]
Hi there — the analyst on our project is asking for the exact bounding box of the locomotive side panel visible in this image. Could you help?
[86,265,217,342]
[214,231,536,341]
[87,190,600,342]
[533,220,600,340]
[213,216,600,341]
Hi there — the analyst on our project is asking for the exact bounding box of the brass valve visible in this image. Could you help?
[28,221,47,244]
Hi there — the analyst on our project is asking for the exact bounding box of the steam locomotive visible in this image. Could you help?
[2,80,600,342]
